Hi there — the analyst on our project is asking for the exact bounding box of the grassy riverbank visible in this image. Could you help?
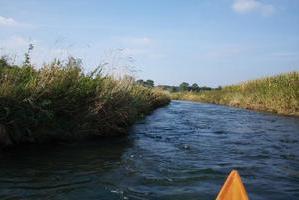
[0,57,170,147]
[172,72,299,116]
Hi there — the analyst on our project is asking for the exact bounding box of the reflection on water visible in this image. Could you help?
[0,138,132,199]
[0,101,299,200]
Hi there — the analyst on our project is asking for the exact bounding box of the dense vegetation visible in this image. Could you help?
[136,79,155,87]
[0,57,170,147]
[172,72,299,116]
[157,83,219,93]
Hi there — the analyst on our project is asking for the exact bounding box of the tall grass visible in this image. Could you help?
[0,57,170,147]
[172,72,299,116]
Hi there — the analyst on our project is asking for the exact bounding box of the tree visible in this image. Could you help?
[145,79,154,87]
[191,83,200,92]
[136,79,145,85]
[179,82,189,91]
[170,86,178,92]
[136,79,154,87]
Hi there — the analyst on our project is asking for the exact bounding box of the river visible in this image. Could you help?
[0,100,298,200]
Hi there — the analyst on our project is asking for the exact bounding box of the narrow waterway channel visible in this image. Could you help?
[0,101,298,200]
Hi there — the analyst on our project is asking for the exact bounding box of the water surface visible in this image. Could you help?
[1,101,299,199]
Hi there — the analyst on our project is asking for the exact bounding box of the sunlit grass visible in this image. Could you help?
[172,72,299,116]
[0,57,170,146]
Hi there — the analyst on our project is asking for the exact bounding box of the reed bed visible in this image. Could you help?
[0,57,170,147]
[172,72,299,116]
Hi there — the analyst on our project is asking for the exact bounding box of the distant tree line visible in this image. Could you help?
[136,78,222,92]
[136,79,155,87]
[157,82,222,92]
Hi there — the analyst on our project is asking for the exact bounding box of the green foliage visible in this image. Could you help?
[136,79,154,87]
[179,82,189,91]
[172,72,299,116]
[145,79,154,87]
[0,57,170,146]
[136,79,144,85]
[191,83,200,92]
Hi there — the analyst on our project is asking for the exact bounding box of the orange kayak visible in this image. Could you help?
[216,170,249,200]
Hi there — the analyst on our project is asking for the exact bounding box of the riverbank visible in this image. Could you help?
[0,57,170,147]
[171,72,299,116]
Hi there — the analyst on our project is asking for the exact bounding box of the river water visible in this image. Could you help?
[0,101,299,200]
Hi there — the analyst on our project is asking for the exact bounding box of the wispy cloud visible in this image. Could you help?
[0,16,32,28]
[232,0,275,16]
[0,36,32,48]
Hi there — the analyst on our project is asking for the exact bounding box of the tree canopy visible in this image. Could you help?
[191,83,200,92]
[136,79,154,87]
[179,82,189,91]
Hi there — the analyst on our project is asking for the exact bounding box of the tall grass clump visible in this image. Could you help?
[0,57,170,147]
[172,72,299,116]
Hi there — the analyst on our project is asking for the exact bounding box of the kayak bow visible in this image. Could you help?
[216,170,249,200]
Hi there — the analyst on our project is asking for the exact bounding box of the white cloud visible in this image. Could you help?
[0,36,31,48]
[0,16,18,26]
[0,16,32,28]
[232,0,275,16]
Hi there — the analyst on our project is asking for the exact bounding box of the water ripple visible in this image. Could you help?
[0,101,298,200]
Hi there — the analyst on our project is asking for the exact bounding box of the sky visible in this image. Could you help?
[0,0,299,87]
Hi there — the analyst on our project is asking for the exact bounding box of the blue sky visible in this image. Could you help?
[0,0,299,86]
